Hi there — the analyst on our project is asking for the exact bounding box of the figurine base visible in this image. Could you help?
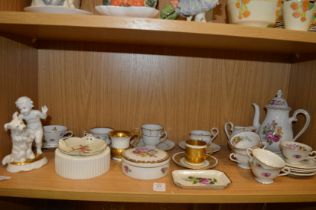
[6,156,48,173]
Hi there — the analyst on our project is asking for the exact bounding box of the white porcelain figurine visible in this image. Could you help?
[2,97,48,173]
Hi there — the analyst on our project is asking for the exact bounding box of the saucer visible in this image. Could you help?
[24,6,92,15]
[172,152,218,170]
[288,171,316,177]
[132,138,175,151]
[178,140,221,154]
[285,158,316,170]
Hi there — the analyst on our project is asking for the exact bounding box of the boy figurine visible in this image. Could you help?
[15,96,48,155]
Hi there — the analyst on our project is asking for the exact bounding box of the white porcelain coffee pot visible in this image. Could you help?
[252,90,310,154]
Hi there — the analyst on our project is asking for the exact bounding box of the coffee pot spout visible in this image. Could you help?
[252,103,261,131]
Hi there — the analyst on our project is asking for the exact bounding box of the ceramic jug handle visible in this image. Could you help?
[229,153,238,163]
[160,129,168,142]
[224,122,233,141]
[290,109,311,141]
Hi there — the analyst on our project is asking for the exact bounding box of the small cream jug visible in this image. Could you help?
[252,90,310,154]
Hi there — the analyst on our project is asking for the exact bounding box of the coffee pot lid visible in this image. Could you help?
[266,90,290,110]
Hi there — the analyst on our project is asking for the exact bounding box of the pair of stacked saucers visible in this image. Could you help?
[280,141,316,177]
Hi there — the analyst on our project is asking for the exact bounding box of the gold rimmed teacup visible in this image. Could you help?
[185,140,207,165]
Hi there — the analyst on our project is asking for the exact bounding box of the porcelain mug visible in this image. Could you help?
[224,121,257,140]
[89,127,113,145]
[31,0,80,8]
[109,130,137,160]
[283,0,316,31]
[247,148,291,184]
[280,140,316,164]
[189,128,219,145]
[43,125,73,148]
[185,140,207,165]
[141,124,167,148]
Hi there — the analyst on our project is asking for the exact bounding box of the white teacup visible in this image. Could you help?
[224,121,256,140]
[141,124,167,148]
[247,148,290,184]
[283,0,316,31]
[229,131,262,150]
[90,127,113,145]
[43,125,73,148]
[229,152,250,169]
[280,140,316,164]
[189,128,219,145]
[31,0,80,8]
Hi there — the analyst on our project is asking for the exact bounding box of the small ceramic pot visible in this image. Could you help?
[247,148,290,184]
[121,147,169,180]
[224,121,256,140]
[227,0,278,27]
[280,140,316,163]
[283,0,316,31]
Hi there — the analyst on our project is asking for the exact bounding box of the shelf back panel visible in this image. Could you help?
[38,41,291,145]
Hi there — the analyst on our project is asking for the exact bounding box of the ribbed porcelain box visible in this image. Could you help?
[55,147,110,179]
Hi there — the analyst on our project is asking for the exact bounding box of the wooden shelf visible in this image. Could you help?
[0,12,316,55]
[0,148,315,203]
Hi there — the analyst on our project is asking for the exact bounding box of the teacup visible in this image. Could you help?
[280,140,316,164]
[283,0,316,31]
[224,121,257,140]
[247,148,290,184]
[43,125,73,148]
[89,127,113,145]
[189,128,219,145]
[31,0,80,8]
[185,140,207,165]
[140,124,167,148]
[229,131,262,150]
[229,152,251,169]
[109,130,137,160]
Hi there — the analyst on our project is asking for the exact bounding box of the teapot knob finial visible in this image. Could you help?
[276,89,283,98]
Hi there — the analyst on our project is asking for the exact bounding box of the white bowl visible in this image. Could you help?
[227,0,278,27]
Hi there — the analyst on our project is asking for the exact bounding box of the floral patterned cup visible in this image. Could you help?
[280,140,316,163]
[283,0,316,31]
[247,148,290,184]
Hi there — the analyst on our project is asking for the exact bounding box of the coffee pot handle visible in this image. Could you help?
[290,109,311,141]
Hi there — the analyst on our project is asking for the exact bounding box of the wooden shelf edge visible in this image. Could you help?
[0,12,316,55]
[0,188,315,203]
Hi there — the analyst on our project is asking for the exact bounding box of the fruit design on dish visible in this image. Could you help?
[132,147,158,157]
[235,0,251,19]
[185,176,218,185]
[103,0,157,7]
[290,0,315,22]
[70,145,91,153]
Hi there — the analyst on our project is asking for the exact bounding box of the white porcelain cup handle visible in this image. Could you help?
[290,109,311,141]
[229,153,238,163]
[160,129,168,142]
[62,130,73,138]
[209,127,219,143]
[224,122,233,141]
[247,148,254,159]
[260,142,268,149]
[307,151,316,160]
[279,167,291,177]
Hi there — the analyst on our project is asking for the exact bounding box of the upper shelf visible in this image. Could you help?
[0,11,316,55]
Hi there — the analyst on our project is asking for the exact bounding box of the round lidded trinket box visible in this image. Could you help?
[121,147,170,180]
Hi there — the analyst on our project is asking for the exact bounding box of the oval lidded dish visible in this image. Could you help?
[121,147,170,180]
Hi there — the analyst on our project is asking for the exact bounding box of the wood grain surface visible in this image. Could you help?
[0,37,37,158]
[38,42,291,146]
[0,0,31,11]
